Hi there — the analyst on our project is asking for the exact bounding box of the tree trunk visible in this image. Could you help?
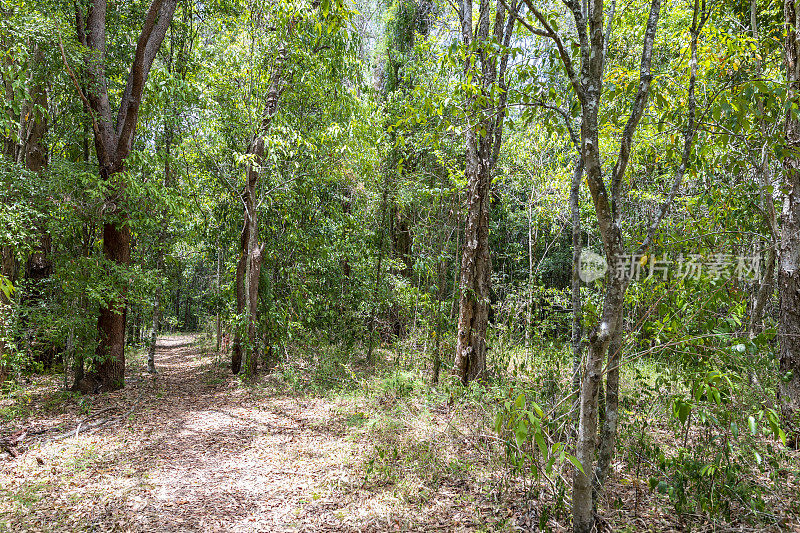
[595,324,622,490]
[232,45,286,375]
[244,204,265,375]
[573,280,624,532]
[749,0,777,342]
[526,184,536,349]
[367,187,389,364]
[74,0,178,392]
[570,159,585,407]
[781,0,800,437]
[749,245,775,337]
[780,0,800,439]
[454,142,492,383]
[147,252,162,374]
[232,245,247,374]
[216,242,222,353]
[95,212,131,391]
[453,0,516,384]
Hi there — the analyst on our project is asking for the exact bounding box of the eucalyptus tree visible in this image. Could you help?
[780,0,800,438]
[453,0,519,384]
[508,0,709,529]
[66,0,178,391]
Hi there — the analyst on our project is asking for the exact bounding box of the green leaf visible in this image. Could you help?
[535,431,547,458]
[0,276,12,298]
[567,454,585,474]
[514,393,525,410]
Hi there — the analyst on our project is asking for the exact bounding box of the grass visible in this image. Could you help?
[3,331,798,531]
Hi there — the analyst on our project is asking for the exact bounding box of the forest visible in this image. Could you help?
[1,0,800,531]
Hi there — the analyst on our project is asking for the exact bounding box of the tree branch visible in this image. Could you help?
[521,0,585,103]
[609,0,662,219]
[116,0,179,158]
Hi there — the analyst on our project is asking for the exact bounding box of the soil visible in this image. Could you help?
[0,336,500,532]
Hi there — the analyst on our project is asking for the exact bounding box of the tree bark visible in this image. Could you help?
[75,0,178,392]
[232,46,287,375]
[595,322,622,491]
[454,0,517,384]
[570,159,585,407]
[455,131,492,383]
[780,0,800,438]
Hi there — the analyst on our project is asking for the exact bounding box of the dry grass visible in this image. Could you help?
[1,336,799,532]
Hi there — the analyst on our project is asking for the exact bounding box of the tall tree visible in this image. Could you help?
[231,48,287,375]
[73,0,178,391]
[509,0,707,529]
[779,0,800,439]
[453,0,517,383]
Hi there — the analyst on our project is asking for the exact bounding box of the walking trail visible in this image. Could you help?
[1,335,478,532]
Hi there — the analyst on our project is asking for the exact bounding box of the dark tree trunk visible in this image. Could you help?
[232,248,247,374]
[95,213,131,390]
[453,0,516,384]
[72,0,178,392]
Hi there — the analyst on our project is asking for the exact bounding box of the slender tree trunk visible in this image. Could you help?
[749,245,776,337]
[595,324,622,490]
[571,159,585,406]
[147,252,162,374]
[232,46,286,375]
[526,185,536,349]
[216,241,222,353]
[367,188,389,364]
[573,280,625,532]
[780,0,800,438]
[148,294,159,373]
[749,0,777,342]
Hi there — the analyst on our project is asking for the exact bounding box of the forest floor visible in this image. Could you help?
[1,334,799,532]
[0,334,531,532]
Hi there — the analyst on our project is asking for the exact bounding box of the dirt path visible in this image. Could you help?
[0,335,427,532]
